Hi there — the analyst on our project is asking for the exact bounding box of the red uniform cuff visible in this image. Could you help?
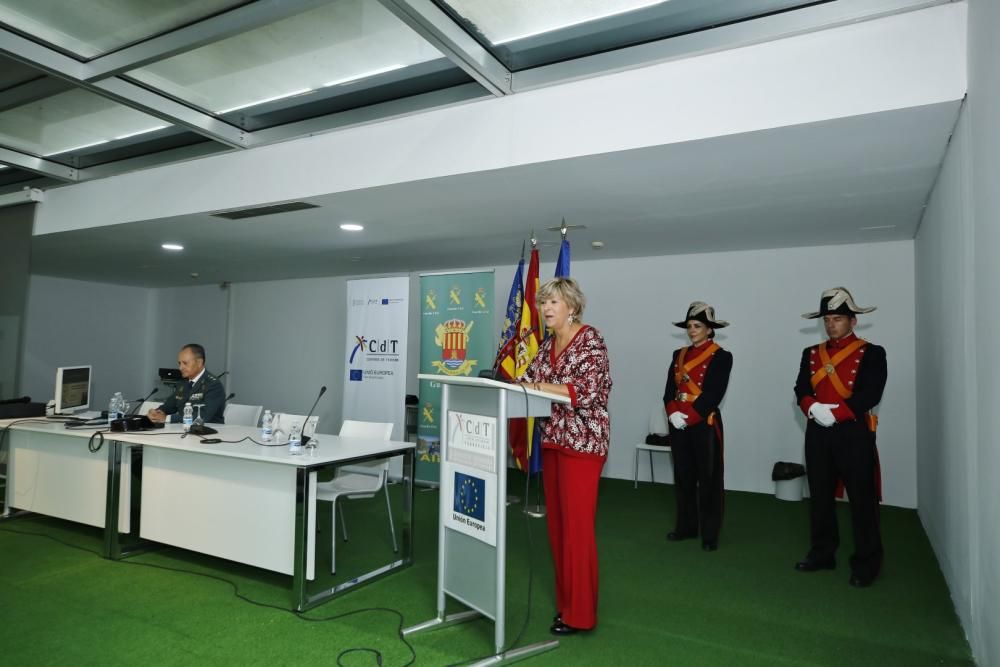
[681,403,702,426]
[800,396,817,417]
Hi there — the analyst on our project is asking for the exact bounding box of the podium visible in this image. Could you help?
[404,375,569,665]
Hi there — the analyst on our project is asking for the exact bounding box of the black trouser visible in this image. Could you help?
[670,420,724,543]
[804,420,883,579]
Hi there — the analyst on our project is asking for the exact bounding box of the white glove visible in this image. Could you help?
[668,411,688,430]
[808,402,839,427]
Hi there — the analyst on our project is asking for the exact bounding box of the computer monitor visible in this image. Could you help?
[54,365,92,415]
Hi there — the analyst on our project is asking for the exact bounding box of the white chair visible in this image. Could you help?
[223,403,263,427]
[272,413,319,443]
[634,404,672,488]
[138,401,161,416]
[315,420,395,574]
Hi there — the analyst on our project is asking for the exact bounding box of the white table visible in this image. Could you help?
[0,419,415,611]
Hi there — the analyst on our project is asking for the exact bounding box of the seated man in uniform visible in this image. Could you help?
[148,343,226,424]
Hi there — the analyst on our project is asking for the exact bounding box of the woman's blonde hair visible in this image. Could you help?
[537,277,586,319]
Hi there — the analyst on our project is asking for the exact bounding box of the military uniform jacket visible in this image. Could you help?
[158,372,226,424]
[794,333,887,424]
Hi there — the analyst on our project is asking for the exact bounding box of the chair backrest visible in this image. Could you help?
[339,420,394,440]
[339,420,394,476]
[649,403,668,436]
[273,412,319,441]
[224,403,263,427]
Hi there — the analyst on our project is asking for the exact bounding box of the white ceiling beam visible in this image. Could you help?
[0,147,80,182]
[0,187,44,208]
[376,0,512,96]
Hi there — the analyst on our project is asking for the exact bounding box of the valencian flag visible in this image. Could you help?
[496,255,524,382]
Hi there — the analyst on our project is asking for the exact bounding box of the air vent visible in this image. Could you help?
[212,201,319,220]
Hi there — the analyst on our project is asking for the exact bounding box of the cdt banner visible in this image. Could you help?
[418,271,494,484]
[343,277,409,439]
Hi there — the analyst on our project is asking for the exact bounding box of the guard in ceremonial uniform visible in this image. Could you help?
[663,302,733,552]
[148,343,227,424]
[793,287,886,587]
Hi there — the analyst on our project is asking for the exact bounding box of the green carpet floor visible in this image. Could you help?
[0,475,973,666]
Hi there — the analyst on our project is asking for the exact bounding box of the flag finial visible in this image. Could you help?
[560,218,568,239]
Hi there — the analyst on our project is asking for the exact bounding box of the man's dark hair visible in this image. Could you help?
[182,343,206,363]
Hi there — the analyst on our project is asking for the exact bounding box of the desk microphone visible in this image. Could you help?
[300,385,327,447]
[129,388,159,415]
[225,392,236,401]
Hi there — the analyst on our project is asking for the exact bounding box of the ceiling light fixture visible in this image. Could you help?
[162,243,184,251]
[340,223,364,231]
[217,88,314,114]
[323,64,406,87]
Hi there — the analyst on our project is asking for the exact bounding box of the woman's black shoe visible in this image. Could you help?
[550,622,580,636]
[553,613,562,624]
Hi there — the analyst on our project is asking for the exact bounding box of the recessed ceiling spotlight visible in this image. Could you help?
[340,223,364,231]
[591,240,605,249]
[162,243,184,251]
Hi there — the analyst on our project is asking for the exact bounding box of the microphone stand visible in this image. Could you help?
[300,386,327,447]
[128,389,159,416]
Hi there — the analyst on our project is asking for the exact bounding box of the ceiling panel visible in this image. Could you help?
[434,0,824,70]
[0,0,246,59]
[126,0,461,121]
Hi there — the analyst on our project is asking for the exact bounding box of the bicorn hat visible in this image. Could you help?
[673,301,729,329]
[801,287,876,319]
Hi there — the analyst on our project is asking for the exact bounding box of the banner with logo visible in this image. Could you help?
[343,277,409,439]
[418,271,494,484]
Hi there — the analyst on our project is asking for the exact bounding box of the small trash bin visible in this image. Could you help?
[772,461,806,501]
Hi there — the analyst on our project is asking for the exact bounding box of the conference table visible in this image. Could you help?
[0,418,415,611]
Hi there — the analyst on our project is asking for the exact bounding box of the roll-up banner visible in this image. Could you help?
[343,277,410,440]
[418,271,494,485]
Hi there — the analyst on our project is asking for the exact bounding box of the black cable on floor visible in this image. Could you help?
[0,525,416,666]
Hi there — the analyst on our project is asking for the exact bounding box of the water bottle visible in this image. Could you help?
[288,422,302,455]
[261,410,273,442]
[108,392,126,426]
[182,402,193,432]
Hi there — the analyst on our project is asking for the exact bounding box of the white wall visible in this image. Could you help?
[968,0,1000,658]
[20,275,152,409]
[916,1,1000,664]
[147,284,230,381]
[167,241,915,505]
[20,241,916,506]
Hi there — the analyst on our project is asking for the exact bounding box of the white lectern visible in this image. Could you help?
[404,375,569,665]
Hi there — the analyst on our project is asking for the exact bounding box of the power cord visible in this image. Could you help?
[0,524,416,666]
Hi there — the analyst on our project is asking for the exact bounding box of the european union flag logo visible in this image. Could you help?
[453,472,485,521]
[349,369,363,381]
[381,298,389,305]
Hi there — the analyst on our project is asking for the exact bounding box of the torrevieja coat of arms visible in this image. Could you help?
[431,318,478,376]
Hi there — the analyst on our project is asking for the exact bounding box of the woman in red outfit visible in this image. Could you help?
[520,277,612,636]
[663,301,732,552]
